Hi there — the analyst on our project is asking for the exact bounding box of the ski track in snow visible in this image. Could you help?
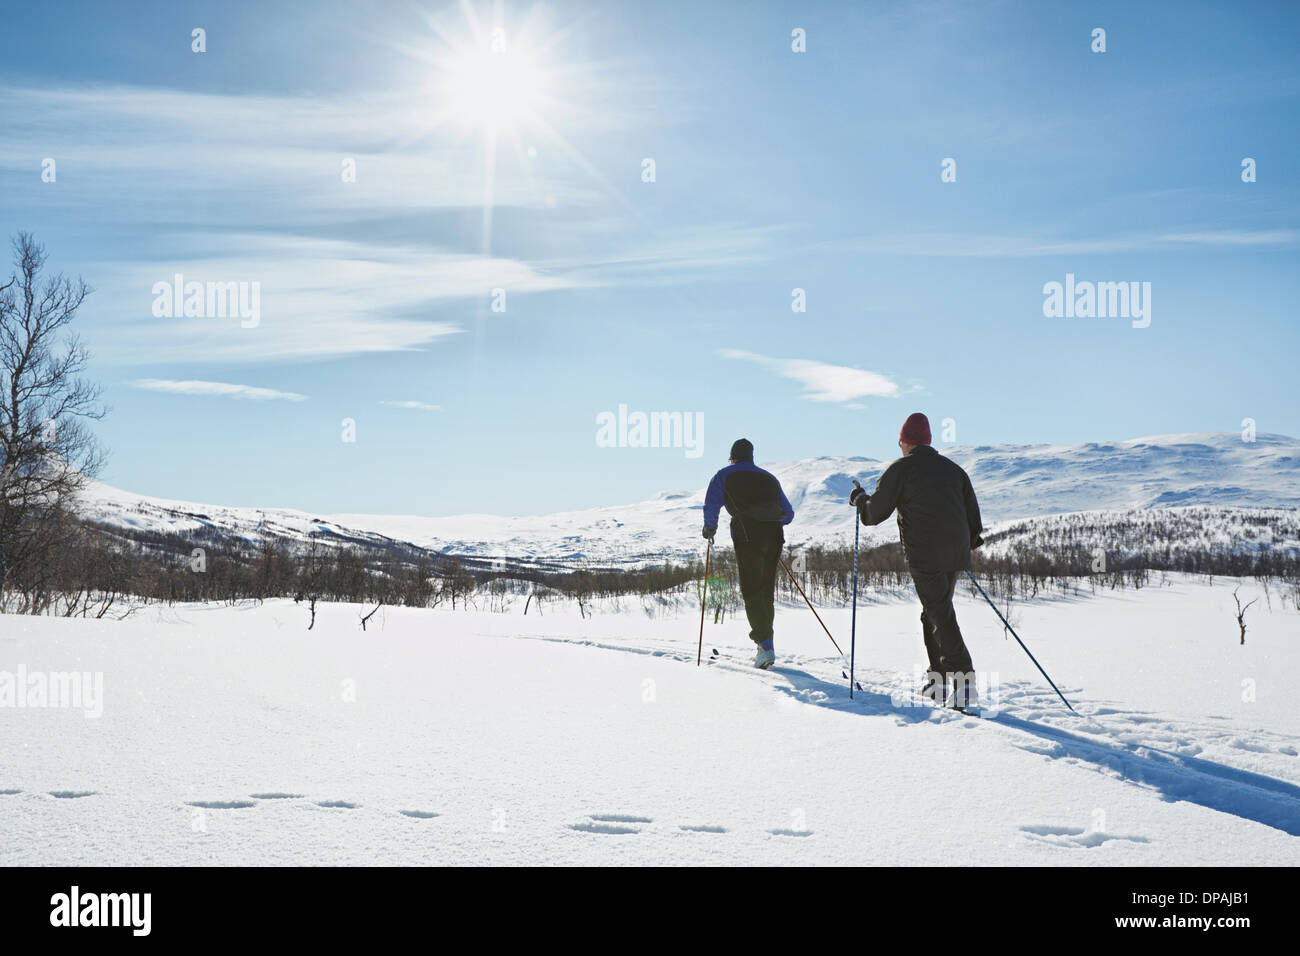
[509,630,1300,838]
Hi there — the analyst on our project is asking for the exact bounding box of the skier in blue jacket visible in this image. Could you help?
[703,439,795,669]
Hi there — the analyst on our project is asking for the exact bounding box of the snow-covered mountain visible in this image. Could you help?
[82,432,1300,565]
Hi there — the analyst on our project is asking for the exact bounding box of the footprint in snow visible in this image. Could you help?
[680,824,727,834]
[49,790,97,799]
[317,800,360,809]
[0,789,22,795]
[398,810,440,819]
[1229,739,1273,754]
[187,799,256,809]
[249,792,304,800]
[569,813,652,835]
[570,821,640,834]
[768,828,812,837]
[1020,824,1148,849]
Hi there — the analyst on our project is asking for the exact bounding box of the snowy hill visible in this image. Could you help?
[81,432,1300,565]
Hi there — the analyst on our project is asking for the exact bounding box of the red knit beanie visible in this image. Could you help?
[899,412,932,446]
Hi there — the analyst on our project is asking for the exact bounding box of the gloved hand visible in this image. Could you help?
[702,526,716,541]
[849,487,870,507]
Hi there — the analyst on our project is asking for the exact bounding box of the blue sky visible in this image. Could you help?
[2,0,1297,515]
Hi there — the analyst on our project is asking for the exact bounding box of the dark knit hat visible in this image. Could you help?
[899,413,932,446]
[729,438,754,461]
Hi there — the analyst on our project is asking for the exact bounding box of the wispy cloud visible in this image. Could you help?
[818,228,1299,258]
[131,379,307,402]
[85,224,788,364]
[718,350,902,403]
[1,81,741,365]
[561,224,787,280]
[0,84,589,218]
[1157,230,1299,246]
[86,234,585,364]
[381,400,441,412]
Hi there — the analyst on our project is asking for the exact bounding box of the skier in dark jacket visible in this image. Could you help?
[703,438,794,669]
[850,413,984,708]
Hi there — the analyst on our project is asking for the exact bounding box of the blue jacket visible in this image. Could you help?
[703,461,794,543]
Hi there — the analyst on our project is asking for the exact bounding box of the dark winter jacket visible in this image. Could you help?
[703,461,794,546]
[857,445,983,573]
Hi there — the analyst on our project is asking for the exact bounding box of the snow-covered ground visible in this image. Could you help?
[2,574,1297,865]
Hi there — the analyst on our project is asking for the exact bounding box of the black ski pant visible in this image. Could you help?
[734,535,782,645]
[911,569,975,683]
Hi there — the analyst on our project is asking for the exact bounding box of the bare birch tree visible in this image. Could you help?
[0,233,107,608]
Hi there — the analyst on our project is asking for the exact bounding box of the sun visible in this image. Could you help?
[442,45,552,130]
[412,7,564,139]
[390,1,628,265]
[386,3,632,364]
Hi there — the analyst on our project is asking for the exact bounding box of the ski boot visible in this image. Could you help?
[920,672,945,703]
[946,680,980,713]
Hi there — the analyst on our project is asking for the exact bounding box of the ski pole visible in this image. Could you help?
[964,569,1075,713]
[777,556,845,658]
[850,480,862,698]
[697,538,712,666]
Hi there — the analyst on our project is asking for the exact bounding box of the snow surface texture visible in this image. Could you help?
[80,432,1300,564]
[2,575,1297,865]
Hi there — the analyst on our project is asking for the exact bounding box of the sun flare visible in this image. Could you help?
[392,2,625,261]
[441,47,551,129]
